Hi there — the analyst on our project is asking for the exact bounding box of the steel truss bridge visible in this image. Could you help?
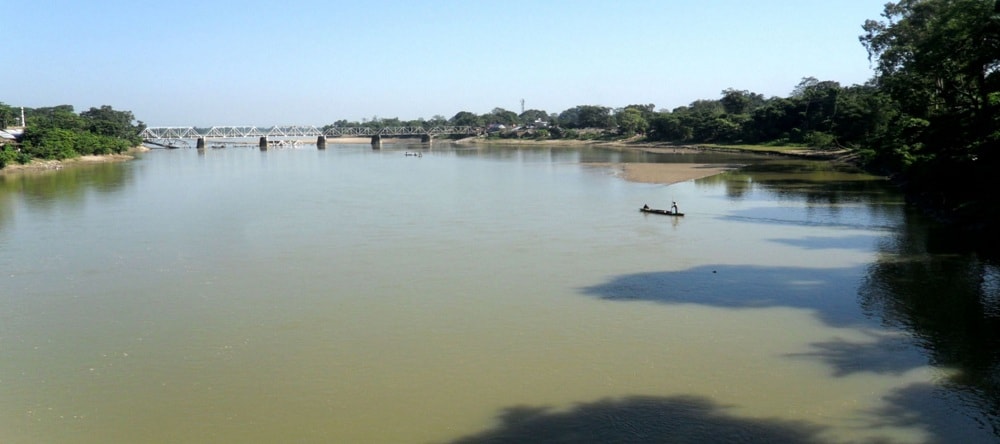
[140,125,480,144]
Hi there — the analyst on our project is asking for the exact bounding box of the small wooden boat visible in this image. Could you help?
[640,207,684,216]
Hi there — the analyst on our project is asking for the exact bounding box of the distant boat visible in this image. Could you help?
[639,207,684,216]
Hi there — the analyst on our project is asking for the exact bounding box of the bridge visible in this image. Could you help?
[140,125,481,148]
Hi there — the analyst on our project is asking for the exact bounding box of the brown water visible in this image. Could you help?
[1,144,996,443]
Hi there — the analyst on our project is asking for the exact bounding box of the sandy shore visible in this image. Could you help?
[588,162,741,185]
[0,147,148,175]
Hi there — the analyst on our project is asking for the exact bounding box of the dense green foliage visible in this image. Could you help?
[319,80,898,148]
[861,0,999,230]
[0,103,145,167]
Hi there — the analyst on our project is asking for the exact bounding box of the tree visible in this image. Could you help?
[830,84,895,150]
[80,105,145,144]
[649,113,691,141]
[428,115,448,127]
[558,105,613,129]
[450,111,483,127]
[719,89,764,115]
[29,105,84,131]
[0,102,15,128]
[860,0,1000,228]
[616,108,649,136]
[518,109,550,125]
[489,107,519,126]
[788,78,841,134]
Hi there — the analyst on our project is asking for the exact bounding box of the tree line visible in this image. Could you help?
[0,103,146,168]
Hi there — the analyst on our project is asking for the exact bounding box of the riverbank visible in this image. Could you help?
[0,146,149,175]
[456,137,851,185]
[0,139,849,187]
[459,136,853,160]
[587,162,741,185]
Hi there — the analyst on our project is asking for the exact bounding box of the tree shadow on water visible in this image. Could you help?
[445,395,828,444]
[769,234,882,252]
[866,382,1000,441]
[787,332,928,377]
[579,264,870,328]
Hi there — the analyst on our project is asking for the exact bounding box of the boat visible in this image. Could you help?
[639,207,684,216]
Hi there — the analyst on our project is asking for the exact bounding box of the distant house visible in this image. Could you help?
[486,123,506,133]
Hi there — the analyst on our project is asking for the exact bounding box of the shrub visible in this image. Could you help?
[0,146,12,168]
[804,131,837,149]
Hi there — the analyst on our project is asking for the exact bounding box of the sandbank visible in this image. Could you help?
[0,147,148,175]
[588,162,741,185]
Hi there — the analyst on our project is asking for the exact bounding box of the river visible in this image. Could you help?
[1,143,997,443]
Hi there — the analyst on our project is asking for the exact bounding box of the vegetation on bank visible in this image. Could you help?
[0,104,145,169]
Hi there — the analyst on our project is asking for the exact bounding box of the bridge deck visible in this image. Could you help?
[141,126,479,140]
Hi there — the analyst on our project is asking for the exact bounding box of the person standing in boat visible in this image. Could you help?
[670,201,679,214]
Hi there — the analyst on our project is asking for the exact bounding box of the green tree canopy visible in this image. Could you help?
[860,0,1000,228]
[28,105,84,131]
[518,109,550,125]
[719,89,764,115]
[449,111,483,127]
[615,108,649,136]
[0,102,15,128]
[80,105,145,144]
[488,108,520,126]
[558,105,613,129]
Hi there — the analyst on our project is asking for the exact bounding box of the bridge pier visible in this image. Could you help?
[196,137,206,149]
[317,135,327,150]
[259,136,268,151]
[140,126,479,149]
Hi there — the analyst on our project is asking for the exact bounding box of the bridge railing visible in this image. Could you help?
[204,126,264,138]
[141,125,480,140]
[140,127,200,139]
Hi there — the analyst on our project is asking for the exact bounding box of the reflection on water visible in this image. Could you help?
[0,162,132,230]
[0,161,132,205]
[0,144,997,443]
[861,210,1000,436]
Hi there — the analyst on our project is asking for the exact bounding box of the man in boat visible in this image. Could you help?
[643,204,650,210]
[670,201,679,214]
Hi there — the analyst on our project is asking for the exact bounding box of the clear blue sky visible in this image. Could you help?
[4,0,886,127]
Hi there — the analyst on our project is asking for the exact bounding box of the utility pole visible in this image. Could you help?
[520,99,525,115]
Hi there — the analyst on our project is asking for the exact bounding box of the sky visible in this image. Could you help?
[3,0,887,127]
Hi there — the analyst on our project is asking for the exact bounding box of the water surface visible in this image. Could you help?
[1,144,997,443]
